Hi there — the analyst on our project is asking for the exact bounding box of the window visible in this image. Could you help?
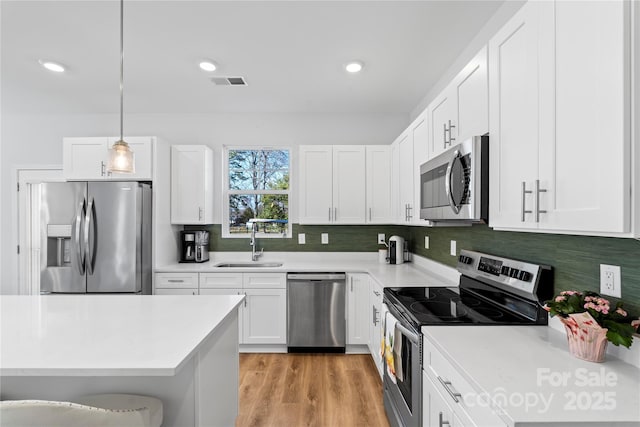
[223,147,291,238]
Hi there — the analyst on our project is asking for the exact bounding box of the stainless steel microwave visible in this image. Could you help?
[419,135,488,222]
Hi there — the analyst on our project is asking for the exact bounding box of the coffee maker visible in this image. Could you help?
[388,235,406,265]
[180,230,209,263]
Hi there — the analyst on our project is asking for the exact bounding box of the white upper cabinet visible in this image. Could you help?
[365,146,392,223]
[489,0,631,235]
[453,46,489,144]
[63,136,153,181]
[170,145,214,224]
[411,114,429,225]
[397,132,414,224]
[298,145,333,224]
[298,145,367,224]
[488,2,546,230]
[428,46,488,159]
[333,146,366,223]
[546,0,630,233]
[428,90,456,158]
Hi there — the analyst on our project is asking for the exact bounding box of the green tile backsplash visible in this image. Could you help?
[186,223,640,315]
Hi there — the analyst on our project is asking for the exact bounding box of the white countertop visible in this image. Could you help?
[155,251,461,288]
[0,294,244,377]
[422,325,640,426]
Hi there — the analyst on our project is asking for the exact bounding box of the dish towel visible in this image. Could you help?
[384,308,398,384]
[393,322,404,382]
[380,303,389,360]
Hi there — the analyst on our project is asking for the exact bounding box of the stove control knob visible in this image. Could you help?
[458,255,473,265]
[500,266,511,276]
[517,270,532,282]
[509,268,520,278]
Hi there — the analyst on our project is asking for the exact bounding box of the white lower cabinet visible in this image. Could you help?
[243,289,287,344]
[347,273,370,345]
[199,272,286,345]
[368,279,383,377]
[423,335,507,427]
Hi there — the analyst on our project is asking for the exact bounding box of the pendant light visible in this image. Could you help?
[108,0,135,173]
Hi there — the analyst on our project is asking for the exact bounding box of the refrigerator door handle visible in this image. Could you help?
[84,197,96,275]
[73,199,86,275]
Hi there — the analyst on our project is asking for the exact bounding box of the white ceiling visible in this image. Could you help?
[1,0,504,115]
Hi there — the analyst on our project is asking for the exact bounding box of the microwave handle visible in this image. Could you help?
[444,150,462,214]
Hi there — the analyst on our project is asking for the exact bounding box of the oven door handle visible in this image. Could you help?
[395,322,420,346]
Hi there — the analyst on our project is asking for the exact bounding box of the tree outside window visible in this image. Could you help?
[225,148,290,237]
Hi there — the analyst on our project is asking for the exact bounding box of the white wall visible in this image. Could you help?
[410,0,526,121]
[0,111,407,294]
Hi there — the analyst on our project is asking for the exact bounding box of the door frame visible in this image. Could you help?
[16,167,63,295]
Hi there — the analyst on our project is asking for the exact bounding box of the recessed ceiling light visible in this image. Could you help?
[199,60,217,72]
[38,59,65,73]
[345,61,364,73]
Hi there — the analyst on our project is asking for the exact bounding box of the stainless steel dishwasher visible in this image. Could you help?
[287,273,346,353]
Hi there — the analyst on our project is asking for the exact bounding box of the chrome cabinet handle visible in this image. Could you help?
[437,376,462,403]
[328,207,332,222]
[443,123,448,148]
[407,204,412,220]
[373,290,380,297]
[372,306,379,326]
[334,207,337,222]
[167,279,184,283]
[521,181,532,222]
[448,120,456,145]
[369,207,372,222]
[535,179,547,223]
[198,207,203,221]
[439,412,451,427]
[101,161,106,177]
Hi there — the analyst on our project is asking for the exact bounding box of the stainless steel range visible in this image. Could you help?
[382,250,553,427]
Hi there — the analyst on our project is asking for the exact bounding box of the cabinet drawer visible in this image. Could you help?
[155,288,198,295]
[200,273,243,289]
[243,273,286,289]
[155,273,199,289]
[424,335,507,426]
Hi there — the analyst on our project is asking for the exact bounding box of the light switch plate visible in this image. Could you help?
[378,233,386,244]
[424,236,430,249]
[600,264,621,298]
[450,240,457,256]
[321,233,329,244]
[298,233,306,244]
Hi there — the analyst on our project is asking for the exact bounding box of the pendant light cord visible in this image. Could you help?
[120,0,124,142]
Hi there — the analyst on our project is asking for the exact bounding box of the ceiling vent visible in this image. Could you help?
[210,76,248,86]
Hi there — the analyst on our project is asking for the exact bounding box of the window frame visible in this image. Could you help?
[222,145,293,239]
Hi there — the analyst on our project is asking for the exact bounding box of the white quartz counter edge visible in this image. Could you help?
[422,325,640,426]
[0,295,245,377]
[155,252,461,288]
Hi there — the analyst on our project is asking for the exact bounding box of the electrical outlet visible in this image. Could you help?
[600,264,621,298]
[450,240,457,256]
[378,233,386,244]
[298,233,306,244]
[321,233,329,244]
[424,236,430,249]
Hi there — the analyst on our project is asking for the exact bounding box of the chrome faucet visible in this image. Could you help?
[250,222,264,262]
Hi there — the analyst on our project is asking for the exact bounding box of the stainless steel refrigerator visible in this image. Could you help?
[39,181,152,294]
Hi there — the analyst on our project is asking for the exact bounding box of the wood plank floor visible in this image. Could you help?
[237,353,390,427]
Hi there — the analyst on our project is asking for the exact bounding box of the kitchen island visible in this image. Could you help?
[0,294,244,426]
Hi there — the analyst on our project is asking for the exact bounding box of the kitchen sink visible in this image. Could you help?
[214,262,283,268]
